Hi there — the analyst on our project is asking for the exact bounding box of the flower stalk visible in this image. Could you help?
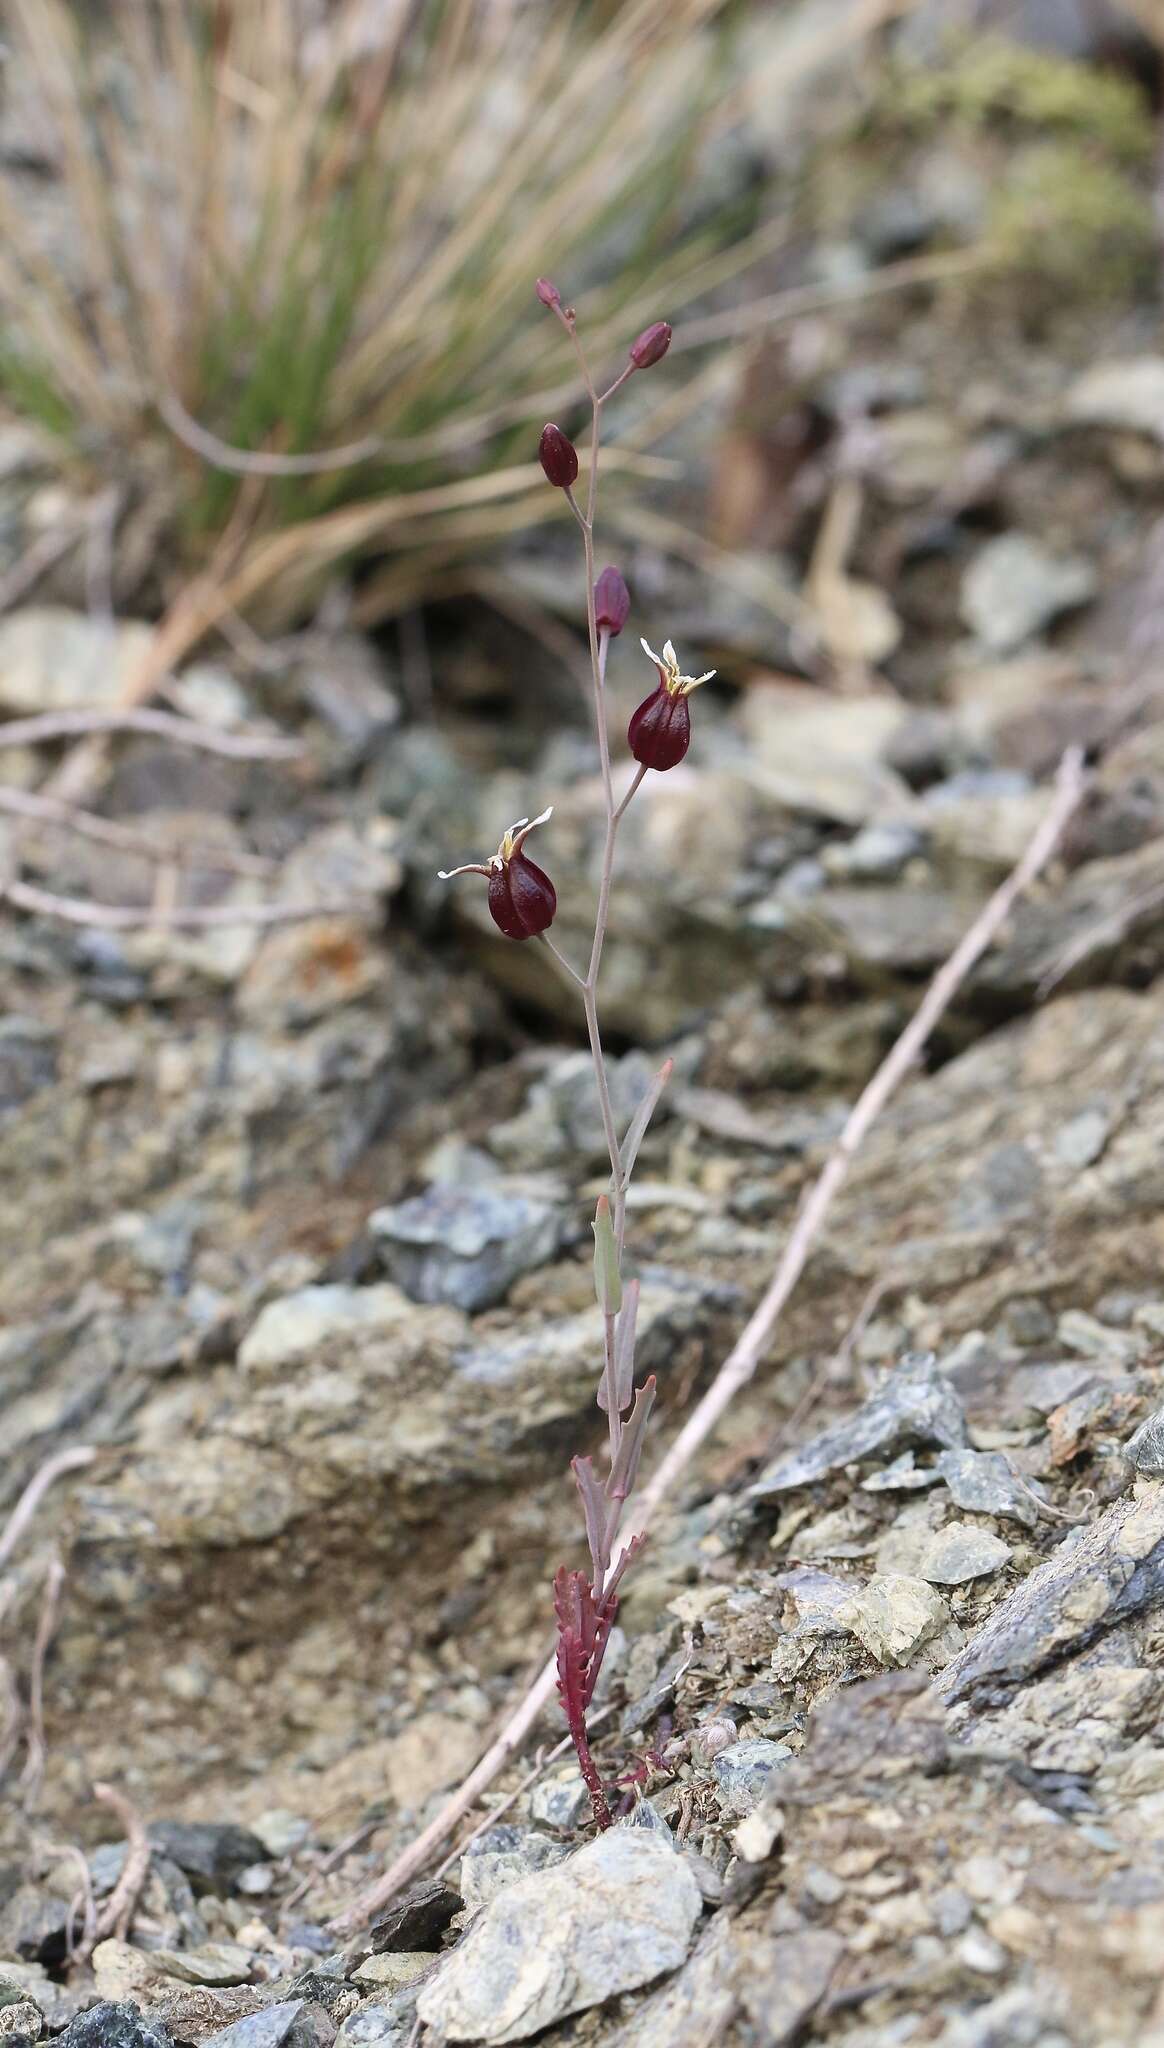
[440,278,712,1828]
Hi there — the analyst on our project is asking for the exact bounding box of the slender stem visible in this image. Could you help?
[597,363,635,405]
[569,1711,613,1831]
[541,931,585,986]
[614,762,647,826]
[602,1315,620,1468]
[581,525,613,819]
[564,485,589,537]
[583,980,622,1191]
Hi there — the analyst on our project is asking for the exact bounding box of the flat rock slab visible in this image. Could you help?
[415,1827,702,2044]
[918,1524,1011,1586]
[737,1929,846,2046]
[56,2006,173,2048]
[837,1573,950,1664]
[746,1351,967,1499]
[1124,1406,1164,1475]
[369,1186,564,1311]
[203,2004,311,2048]
[935,1447,1041,1528]
[937,1482,1164,1702]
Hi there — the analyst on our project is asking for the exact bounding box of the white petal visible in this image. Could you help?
[640,636,664,667]
[662,639,678,667]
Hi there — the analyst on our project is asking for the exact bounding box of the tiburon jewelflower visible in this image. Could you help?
[628,320,672,369]
[441,280,699,1835]
[438,807,557,940]
[594,565,630,638]
[627,637,716,771]
[538,422,579,489]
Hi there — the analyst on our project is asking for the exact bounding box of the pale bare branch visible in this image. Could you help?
[158,387,385,478]
[1,878,378,931]
[20,1554,65,1795]
[0,706,302,760]
[78,1782,152,1957]
[0,1446,96,1572]
[0,787,278,876]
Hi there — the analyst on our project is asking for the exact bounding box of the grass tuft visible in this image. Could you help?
[0,0,759,634]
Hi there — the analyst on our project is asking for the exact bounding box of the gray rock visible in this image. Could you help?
[0,1889,70,1967]
[337,1997,416,2046]
[0,608,155,714]
[366,1878,459,1954]
[528,1766,591,1832]
[1064,356,1164,441]
[935,1447,1042,1528]
[238,1285,424,1374]
[820,819,924,882]
[976,837,1164,1000]
[1058,1308,1145,1366]
[836,1573,950,1664]
[369,1185,563,1311]
[55,2007,172,2048]
[918,1523,1011,1585]
[606,1917,739,2048]
[351,1957,430,1993]
[0,2000,42,2043]
[746,1351,967,1499]
[1053,1107,1111,1170]
[812,882,974,972]
[710,1739,793,1815]
[491,1050,667,1169]
[459,1827,570,1912]
[937,1484,1164,1701]
[334,1998,416,2048]
[737,1929,845,2046]
[203,2006,311,2048]
[295,633,401,758]
[148,1822,269,1892]
[1125,1407,1164,1475]
[416,1829,701,2043]
[960,534,1096,653]
[861,1449,942,1492]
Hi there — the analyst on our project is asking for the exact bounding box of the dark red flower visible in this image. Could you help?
[539,422,579,489]
[629,321,672,370]
[594,565,630,637]
[439,808,557,941]
[627,638,716,773]
[535,277,562,309]
[487,850,556,940]
[628,684,690,771]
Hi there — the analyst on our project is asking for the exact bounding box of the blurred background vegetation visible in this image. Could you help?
[0,0,1160,667]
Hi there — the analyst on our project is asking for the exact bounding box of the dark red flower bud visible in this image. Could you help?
[628,638,715,773]
[628,684,690,771]
[488,853,556,940]
[535,276,561,309]
[628,321,672,370]
[539,422,579,489]
[594,565,630,637]
[438,808,557,942]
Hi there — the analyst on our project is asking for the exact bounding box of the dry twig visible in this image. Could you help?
[330,744,1087,1933]
[0,705,301,760]
[0,786,277,876]
[20,1554,66,1795]
[159,388,385,477]
[0,1446,97,1573]
[77,1783,152,1958]
[1,878,378,932]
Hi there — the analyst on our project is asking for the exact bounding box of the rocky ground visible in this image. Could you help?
[5,10,1164,2048]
